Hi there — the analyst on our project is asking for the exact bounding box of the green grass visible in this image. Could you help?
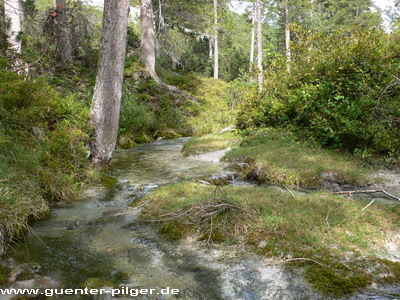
[226,128,373,187]
[137,182,400,296]
[119,62,236,149]
[182,132,238,156]
[0,66,98,252]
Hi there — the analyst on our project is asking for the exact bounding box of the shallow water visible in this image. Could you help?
[5,138,400,299]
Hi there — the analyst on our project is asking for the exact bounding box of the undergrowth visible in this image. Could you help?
[118,59,235,149]
[0,61,97,249]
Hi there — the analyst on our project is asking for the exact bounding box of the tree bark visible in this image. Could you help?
[140,0,160,82]
[54,0,73,64]
[249,2,255,71]
[284,1,291,72]
[18,0,25,24]
[213,0,219,79]
[256,0,263,92]
[139,0,198,100]
[4,0,22,54]
[90,0,130,168]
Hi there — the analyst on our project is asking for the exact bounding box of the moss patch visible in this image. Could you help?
[137,182,400,296]
[226,128,373,187]
[82,278,117,289]
[0,264,8,285]
[182,132,238,156]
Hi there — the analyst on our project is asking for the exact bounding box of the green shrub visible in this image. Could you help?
[236,28,400,163]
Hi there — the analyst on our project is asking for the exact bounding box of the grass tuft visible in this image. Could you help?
[137,182,400,296]
[226,128,373,187]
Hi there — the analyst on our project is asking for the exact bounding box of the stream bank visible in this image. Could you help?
[1,138,399,300]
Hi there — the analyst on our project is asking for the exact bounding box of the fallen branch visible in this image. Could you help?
[282,184,295,199]
[362,198,376,211]
[325,207,332,232]
[334,190,400,202]
[268,258,325,267]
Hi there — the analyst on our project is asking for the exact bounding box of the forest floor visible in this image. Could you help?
[135,128,400,297]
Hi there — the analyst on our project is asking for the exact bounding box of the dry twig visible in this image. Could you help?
[334,190,400,202]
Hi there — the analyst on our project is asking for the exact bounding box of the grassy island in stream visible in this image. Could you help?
[186,128,374,187]
[182,132,238,156]
[136,182,400,297]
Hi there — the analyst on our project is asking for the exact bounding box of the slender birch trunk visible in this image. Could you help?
[54,0,73,64]
[284,1,291,72]
[213,0,219,79]
[4,0,22,55]
[90,0,130,167]
[256,0,263,92]
[250,2,256,71]
[209,33,213,59]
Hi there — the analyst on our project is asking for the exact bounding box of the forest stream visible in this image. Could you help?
[3,138,400,300]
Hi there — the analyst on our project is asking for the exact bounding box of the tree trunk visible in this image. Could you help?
[90,0,130,168]
[213,0,219,79]
[140,0,161,82]
[249,2,255,71]
[19,0,25,24]
[54,0,73,64]
[4,0,22,55]
[284,1,291,72]
[139,0,197,100]
[209,33,213,59]
[256,0,263,92]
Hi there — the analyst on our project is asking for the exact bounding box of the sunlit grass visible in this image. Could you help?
[226,128,373,187]
[138,182,400,296]
[182,132,238,156]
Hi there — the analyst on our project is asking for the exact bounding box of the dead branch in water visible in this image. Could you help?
[334,190,400,202]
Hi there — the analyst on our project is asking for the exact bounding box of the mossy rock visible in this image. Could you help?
[156,130,182,140]
[118,134,137,149]
[81,278,117,289]
[304,265,371,297]
[0,264,8,285]
[100,175,118,189]
[133,134,153,144]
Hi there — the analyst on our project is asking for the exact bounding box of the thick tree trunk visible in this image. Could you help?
[249,2,255,71]
[213,0,219,79]
[54,0,73,64]
[284,1,291,72]
[4,0,22,54]
[140,0,160,82]
[256,0,263,92]
[90,0,130,168]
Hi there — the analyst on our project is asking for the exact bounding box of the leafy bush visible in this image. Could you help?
[237,28,400,164]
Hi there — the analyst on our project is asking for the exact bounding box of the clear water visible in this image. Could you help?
[6,138,399,299]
